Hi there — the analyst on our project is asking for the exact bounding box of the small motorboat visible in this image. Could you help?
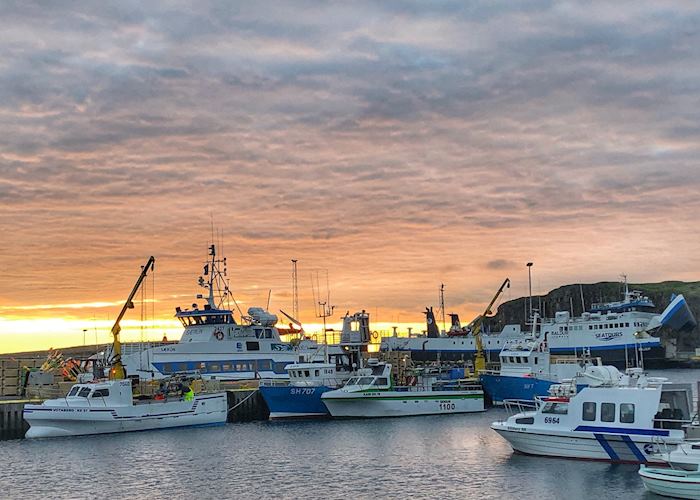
[321,359,484,418]
[24,377,227,438]
[491,365,694,463]
[639,442,700,499]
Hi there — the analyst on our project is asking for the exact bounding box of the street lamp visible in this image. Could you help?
[526,262,533,319]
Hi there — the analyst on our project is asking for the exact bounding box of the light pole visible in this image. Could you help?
[527,262,533,319]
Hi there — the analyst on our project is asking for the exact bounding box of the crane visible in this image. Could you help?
[471,278,510,375]
[108,256,155,380]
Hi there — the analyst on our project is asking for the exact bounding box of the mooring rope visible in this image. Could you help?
[227,389,258,413]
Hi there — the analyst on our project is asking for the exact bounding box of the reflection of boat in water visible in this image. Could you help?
[321,359,484,418]
[381,278,696,367]
[480,313,597,404]
[23,376,227,438]
[123,245,333,381]
[259,311,370,419]
[491,365,693,463]
[639,442,700,499]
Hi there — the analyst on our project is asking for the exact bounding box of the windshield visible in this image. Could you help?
[357,377,374,386]
[345,377,358,385]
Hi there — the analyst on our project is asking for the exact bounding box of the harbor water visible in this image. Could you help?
[2,369,697,499]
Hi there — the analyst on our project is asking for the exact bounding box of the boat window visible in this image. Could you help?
[209,364,221,372]
[222,363,231,371]
[601,403,615,422]
[163,363,173,374]
[534,357,538,365]
[178,363,188,372]
[509,357,515,363]
[200,362,206,370]
[304,370,310,377]
[357,377,374,385]
[620,403,635,423]
[68,386,80,397]
[375,377,389,386]
[246,341,260,351]
[254,328,262,338]
[92,389,109,397]
[516,417,534,425]
[314,370,320,377]
[542,402,569,415]
[583,402,596,421]
[265,328,273,338]
[625,322,629,327]
[78,387,91,398]
[346,377,359,385]
[259,360,271,370]
[588,325,592,330]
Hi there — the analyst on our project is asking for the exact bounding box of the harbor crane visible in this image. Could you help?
[108,256,155,380]
[471,278,510,375]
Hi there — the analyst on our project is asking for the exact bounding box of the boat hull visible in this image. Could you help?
[480,374,586,404]
[23,393,228,438]
[259,385,333,419]
[491,423,677,464]
[322,390,484,418]
[639,465,700,499]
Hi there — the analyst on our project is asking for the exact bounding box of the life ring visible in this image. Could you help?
[214,331,224,341]
[371,331,379,340]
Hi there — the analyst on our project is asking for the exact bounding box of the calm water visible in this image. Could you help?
[2,369,698,500]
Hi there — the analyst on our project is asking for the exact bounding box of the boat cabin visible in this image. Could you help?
[340,360,392,392]
[57,380,134,407]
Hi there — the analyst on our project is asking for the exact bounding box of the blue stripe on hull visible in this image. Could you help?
[594,433,619,461]
[259,386,333,419]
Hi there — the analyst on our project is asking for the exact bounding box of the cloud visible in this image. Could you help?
[1,1,700,351]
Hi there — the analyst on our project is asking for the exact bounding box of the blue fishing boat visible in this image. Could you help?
[259,311,371,419]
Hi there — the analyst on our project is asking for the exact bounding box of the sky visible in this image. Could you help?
[1,1,699,353]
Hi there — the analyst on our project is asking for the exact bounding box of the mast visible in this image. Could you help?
[109,256,155,380]
[439,283,446,333]
[291,259,299,320]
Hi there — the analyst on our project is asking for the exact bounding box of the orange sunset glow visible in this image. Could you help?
[1,3,699,354]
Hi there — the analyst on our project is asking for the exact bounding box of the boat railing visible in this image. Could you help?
[502,398,539,415]
[393,383,482,392]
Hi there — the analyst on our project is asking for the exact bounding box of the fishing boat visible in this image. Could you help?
[491,365,694,463]
[122,244,333,381]
[259,311,370,419]
[480,313,599,404]
[321,359,484,418]
[23,377,227,438]
[381,278,696,367]
[639,442,700,499]
[23,256,228,438]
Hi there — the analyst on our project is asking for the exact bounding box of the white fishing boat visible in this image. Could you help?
[639,441,700,499]
[122,244,332,381]
[321,359,484,418]
[491,365,693,463]
[23,378,227,438]
[24,256,228,438]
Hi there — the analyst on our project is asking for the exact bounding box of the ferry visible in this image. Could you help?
[123,245,331,381]
[259,311,370,419]
[479,313,599,404]
[321,359,484,418]
[23,377,227,438]
[491,365,693,463]
[381,281,695,367]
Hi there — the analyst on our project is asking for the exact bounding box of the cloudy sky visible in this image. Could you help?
[1,1,699,352]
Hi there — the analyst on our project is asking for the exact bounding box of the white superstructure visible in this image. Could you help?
[123,245,332,381]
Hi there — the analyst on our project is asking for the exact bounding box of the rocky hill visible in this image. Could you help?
[485,281,700,353]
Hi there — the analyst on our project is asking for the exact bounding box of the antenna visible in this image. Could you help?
[439,283,446,333]
[311,269,333,345]
[266,289,272,311]
[291,259,299,321]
